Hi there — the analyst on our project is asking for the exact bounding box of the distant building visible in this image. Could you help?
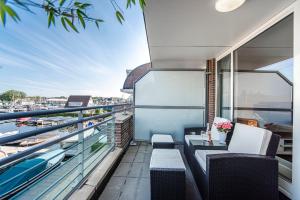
[65,95,93,108]
[47,98,68,107]
[19,99,35,106]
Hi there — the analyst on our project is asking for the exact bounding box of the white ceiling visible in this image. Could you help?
[238,14,293,69]
[144,0,295,68]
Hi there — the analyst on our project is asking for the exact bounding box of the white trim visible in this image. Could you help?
[214,2,297,197]
[215,53,234,121]
[292,1,300,199]
[215,60,219,116]
[216,3,295,61]
[230,52,234,121]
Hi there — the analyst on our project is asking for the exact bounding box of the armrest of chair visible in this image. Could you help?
[184,127,207,135]
[206,153,278,200]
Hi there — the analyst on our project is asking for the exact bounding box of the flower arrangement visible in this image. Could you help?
[215,122,233,134]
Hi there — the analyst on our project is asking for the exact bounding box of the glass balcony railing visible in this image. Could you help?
[0,104,131,199]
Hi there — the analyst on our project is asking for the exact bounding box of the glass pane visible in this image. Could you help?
[134,70,206,142]
[233,14,293,182]
[217,54,231,119]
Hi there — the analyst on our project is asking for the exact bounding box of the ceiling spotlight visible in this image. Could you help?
[215,0,246,12]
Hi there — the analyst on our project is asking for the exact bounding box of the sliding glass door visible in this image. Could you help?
[233,14,294,182]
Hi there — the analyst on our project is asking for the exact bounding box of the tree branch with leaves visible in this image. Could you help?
[0,0,146,32]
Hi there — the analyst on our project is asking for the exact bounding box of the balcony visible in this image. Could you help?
[1,0,300,199]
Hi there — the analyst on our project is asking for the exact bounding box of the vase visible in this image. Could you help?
[218,132,227,144]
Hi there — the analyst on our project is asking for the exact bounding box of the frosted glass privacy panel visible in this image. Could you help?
[135,71,206,107]
[135,108,205,141]
[234,72,292,109]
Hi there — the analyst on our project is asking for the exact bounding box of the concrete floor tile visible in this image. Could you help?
[113,162,131,177]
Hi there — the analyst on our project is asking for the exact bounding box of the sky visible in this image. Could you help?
[0,0,150,98]
[258,58,293,82]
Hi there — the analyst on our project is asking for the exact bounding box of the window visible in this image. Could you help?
[217,54,231,119]
[233,14,294,182]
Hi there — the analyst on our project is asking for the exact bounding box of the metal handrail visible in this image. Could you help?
[0,106,131,145]
[0,117,114,166]
[0,103,131,199]
[0,103,131,121]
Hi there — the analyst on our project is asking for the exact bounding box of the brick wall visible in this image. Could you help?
[206,59,216,127]
[114,113,133,148]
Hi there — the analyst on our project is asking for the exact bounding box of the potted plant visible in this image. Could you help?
[214,122,233,144]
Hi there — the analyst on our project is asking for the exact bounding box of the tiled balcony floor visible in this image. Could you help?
[98,142,202,200]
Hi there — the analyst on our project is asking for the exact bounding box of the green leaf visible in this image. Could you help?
[115,11,124,24]
[74,2,90,9]
[74,2,81,7]
[14,0,33,13]
[80,3,91,9]
[59,0,66,6]
[51,13,55,26]
[47,11,53,27]
[77,9,85,29]
[61,17,69,31]
[3,5,20,22]
[139,0,146,10]
[77,9,87,17]
[0,7,6,26]
[64,17,79,33]
[95,19,103,29]
[127,0,137,8]
[95,20,99,29]
[46,0,54,7]
[126,0,131,8]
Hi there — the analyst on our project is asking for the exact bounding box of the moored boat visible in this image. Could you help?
[0,149,65,198]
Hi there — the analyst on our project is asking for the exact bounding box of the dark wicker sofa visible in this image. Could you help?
[184,122,280,200]
[184,117,233,176]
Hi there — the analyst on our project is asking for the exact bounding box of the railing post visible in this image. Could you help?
[78,110,84,179]
[107,118,115,151]
[106,106,115,151]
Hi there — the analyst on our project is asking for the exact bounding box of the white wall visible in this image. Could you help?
[293,1,300,199]
[134,70,206,141]
[135,71,205,106]
[135,108,205,141]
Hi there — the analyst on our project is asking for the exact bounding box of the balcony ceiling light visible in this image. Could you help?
[215,0,246,12]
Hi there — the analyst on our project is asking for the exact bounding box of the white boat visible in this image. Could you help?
[0,130,21,145]
[37,149,65,168]
[0,146,8,159]
[0,130,19,137]
[0,149,65,197]
[61,129,95,149]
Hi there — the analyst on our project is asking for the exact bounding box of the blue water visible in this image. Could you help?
[0,122,37,134]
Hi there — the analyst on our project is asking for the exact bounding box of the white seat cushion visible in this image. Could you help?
[228,123,272,155]
[211,117,230,140]
[151,134,174,145]
[184,135,203,146]
[150,149,186,170]
[195,150,228,172]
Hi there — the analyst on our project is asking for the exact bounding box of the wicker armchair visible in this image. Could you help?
[185,123,280,200]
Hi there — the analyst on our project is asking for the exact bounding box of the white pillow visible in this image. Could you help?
[228,123,272,155]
